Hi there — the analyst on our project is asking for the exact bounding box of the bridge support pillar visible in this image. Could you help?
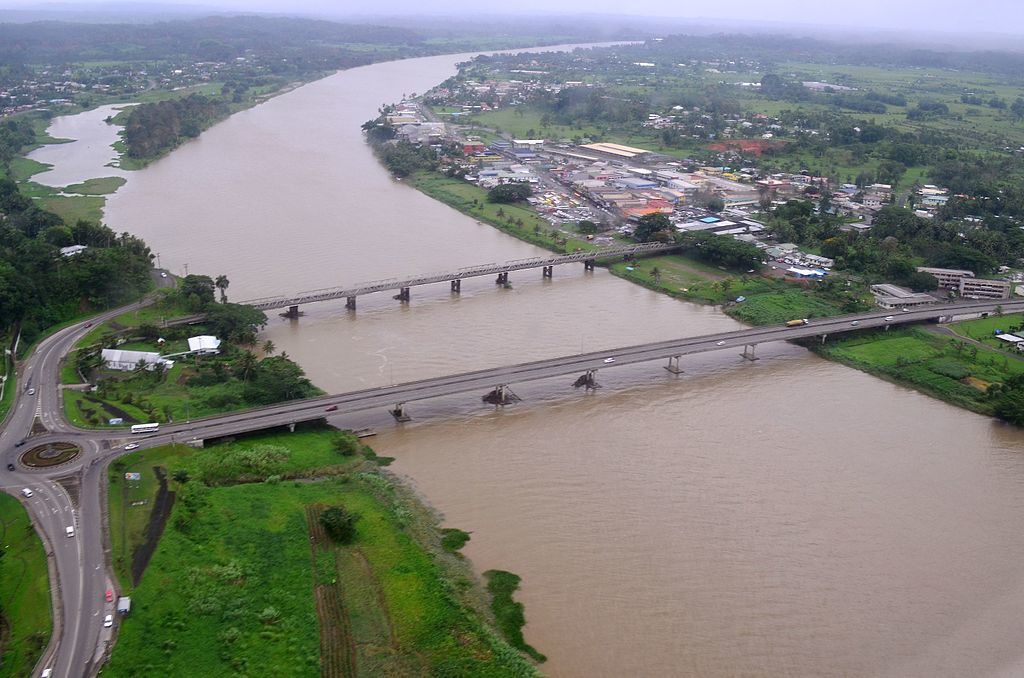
[283,305,300,319]
[741,344,759,361]
[665,355,683,374]
[821,333,828,344]
[583,259,595,272]
[288,422,296,432]
[542,266,553,278]
[495,272,509,285]
[572,369,600,390]
[394,287,410,303]
[390,403,411,422]
[482,384,519,406]
[345,296,356,310]
[451,279,461,293]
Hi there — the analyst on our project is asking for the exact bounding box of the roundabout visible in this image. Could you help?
[20,442,82,468]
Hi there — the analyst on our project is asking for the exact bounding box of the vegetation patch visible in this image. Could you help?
[484,570,546,664]
[441,528,471,554]
[20,441,80,468]
[0,494,52,678]
[105,431,542,676]
[62,176,126,195]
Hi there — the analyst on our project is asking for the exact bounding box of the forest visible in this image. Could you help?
[123,94,229,159]
[0,178,153,342]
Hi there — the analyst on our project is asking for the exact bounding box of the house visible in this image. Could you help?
[187,335,221,355]
[101,349,174,372]
[870,284,936,309]
[59,245,88,257]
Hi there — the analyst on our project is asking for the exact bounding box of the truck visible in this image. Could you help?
[785,319,809,327]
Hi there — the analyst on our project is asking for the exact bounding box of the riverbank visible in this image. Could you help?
[104,429,542,676]
[0,494,52,678]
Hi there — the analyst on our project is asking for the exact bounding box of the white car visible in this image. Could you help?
[160,272,168,278]
[65,526,75,538]
[603,357,615,364]
[884,316,894,322]
[124,443,139,451]
[103,614,113,628]
[716,340,726,346]
[21,488,33,498]
[850,320,859,326]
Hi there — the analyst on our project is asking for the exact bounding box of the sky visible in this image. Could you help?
[1,0,1023,38]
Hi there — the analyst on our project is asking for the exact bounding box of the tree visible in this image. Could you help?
[262,340,275,356]
[214,274,230,304]
[236,351,258,382]
[634,213,672,242]
[320,506,359,544]
[179,274,216,308]
[204,303,267,343]
[487,183,532,204]
[577,220,598,234]
[904,271,939,292]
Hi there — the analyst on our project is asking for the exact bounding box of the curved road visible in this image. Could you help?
[2,297,1022,677]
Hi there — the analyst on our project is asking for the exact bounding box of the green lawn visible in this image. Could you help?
[948,312,1024,351]
[104,432,540,677]
[819,326,1024,413]
[0,494,52,678]
[63,176,126,196]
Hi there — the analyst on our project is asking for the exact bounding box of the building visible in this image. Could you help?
[100,349,174,372]
[578,142,653,163]
[870,284,937,309]
[917,266,975,289]
[959,277,1011,300]
[59,245,88,257]
[187,335,221,355]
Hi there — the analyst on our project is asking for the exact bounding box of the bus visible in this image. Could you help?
[130,423,160,434]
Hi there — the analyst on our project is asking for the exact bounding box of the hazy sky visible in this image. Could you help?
[2,0,1023,37]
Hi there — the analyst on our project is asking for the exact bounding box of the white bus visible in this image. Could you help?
[130,423,160,434]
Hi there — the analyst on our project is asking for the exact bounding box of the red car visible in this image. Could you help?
[325,405,338,412]
[105,589,114,603]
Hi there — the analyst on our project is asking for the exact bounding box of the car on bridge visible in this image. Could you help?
[603,358,615,364]
[884,316,894,322]
[124,443,139,451]
[325,405,338,412]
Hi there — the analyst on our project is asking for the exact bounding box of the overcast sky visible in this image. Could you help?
[2,0,1023,37]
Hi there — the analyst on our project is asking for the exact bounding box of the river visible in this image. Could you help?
[41,47,1024,676]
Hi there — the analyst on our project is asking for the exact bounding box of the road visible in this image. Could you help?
[1,297,1022,677]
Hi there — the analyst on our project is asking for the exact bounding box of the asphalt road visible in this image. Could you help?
[1,296,1022,677]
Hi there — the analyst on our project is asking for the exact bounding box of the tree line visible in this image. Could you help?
[123,94,229,160]
[0,178,153,342]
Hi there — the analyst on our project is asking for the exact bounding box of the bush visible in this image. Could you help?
[319,506,359,544]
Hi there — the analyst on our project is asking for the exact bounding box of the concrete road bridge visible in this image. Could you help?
[240,242,678,316]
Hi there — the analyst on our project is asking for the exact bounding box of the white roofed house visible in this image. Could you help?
[100,349,174,372]
[187,335,222,355]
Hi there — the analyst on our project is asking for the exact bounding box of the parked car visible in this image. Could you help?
[105,589,114,603]
[103,614,113,628]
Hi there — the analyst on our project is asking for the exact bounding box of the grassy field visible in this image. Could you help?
[948,312,1024,352]
[0,494,52,678]
[63,176,126,195]
[818,324,1024,413]
[410,172,574,252]
[104,431,541,677]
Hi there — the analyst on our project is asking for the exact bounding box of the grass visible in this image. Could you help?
[484,571,546,663]
[818,325,1024,413]
[0,494,53,678]
[409,172,568,252]
[63,176,126,195]
[104,431,541,677]
[948,312,1024,352]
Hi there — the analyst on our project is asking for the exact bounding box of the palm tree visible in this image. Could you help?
[215,275,230,304]
[238,351,258,382]
[262,340,276,356]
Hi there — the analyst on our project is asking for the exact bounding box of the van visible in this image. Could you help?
[21,488,33,498]
[41,669,52,678]
[66,526,75,538]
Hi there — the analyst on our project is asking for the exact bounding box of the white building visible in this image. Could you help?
[188,335,222,355]
[101,349,174,372]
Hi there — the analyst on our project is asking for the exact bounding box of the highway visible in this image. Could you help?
[1,297,1022,677]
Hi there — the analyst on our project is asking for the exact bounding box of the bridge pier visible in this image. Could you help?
[542,266,553,279]
[288,422,296,432]
[451,279,461,293]
[665,355,684,374]
[495,272,509,285]
[572,369,600,390]
[282,305,301,319]
[390,403,411,422]
[345,296,356,310]
[482,384,519,406]
[583,259,596,272]
[741,344,759,361]
[393,287,410,303]
[821,333,828,344]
